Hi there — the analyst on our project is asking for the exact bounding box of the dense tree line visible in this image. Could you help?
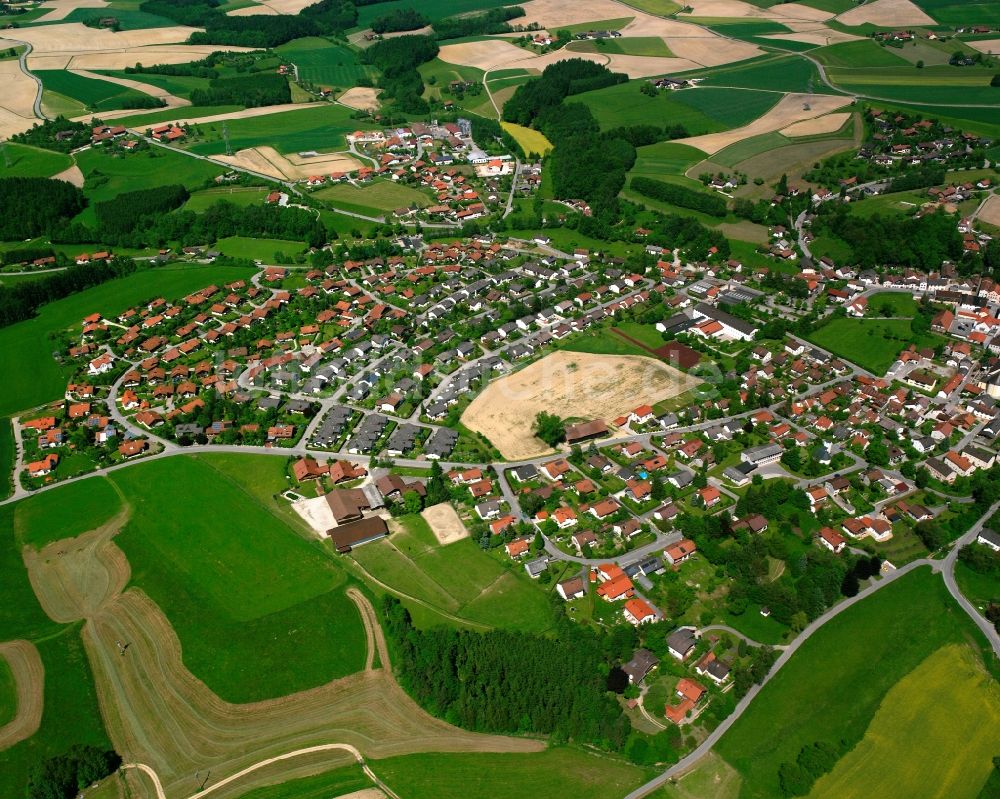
[503,59,627,127]
[190,72,291,107]
[605,123,688,147]
[94,184,190,238]
[1,247,57,266]
[811,204,963,269]
[778,740,846,796]
[381,596,631,748]
[11,117,91,152]
[647,212,730,261]
[0,257,137,329]
[27,745,122,799]
[54,200,327,249]
[360,35,439,114]
[631,176,727,217]
[885,166,946,194]
[370,7,425,32]
[433,6,523,40]
[123,50,265,78]
[0,177,86,240]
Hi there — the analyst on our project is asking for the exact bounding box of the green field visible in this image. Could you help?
[575,82,780,134]
[570,36,674,57]
[0,418,13,500]
[184,186,270,211]
[235,764,373,799]
[372,748,648,799]
[36,69,156,111]
[111,104,243,128]
[0,654,15,728]
[109,456,366,702]
[812,40,912,68]
[807,317,943,374]
[214,235,307,261]
[625,0,682,12]
[715,567,996,799]
[808,644,1000,799]
[60,6,177,28]
[315,180,433,214]
[0,143,72,179]
[276,38,375,89]
[76,145,224,207]
[828,65,1000,105]
[866,291,918,317]
[955,561,999,611]
[692,55,829,94]
[355,0,509,26]
[631,140,709,181]
[101,70,209,100]
[185,104,366,155]
[14,476,122,549]
[351,513,555,633]
[0,263,254,417]
[913,0,1000,25]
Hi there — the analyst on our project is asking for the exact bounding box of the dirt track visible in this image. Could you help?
[0,640,44,751]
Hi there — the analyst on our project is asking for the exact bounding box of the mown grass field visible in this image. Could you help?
[214,235,307,261]
[76,146,223,206]
[61,6,177,28]
[184,186,269,211]
[812,39,911,68]
[913,0,1000,25]
[277,38,375,88]
[866,291,918,317]
[828,65,1000,104]
[0,262,254,423]
[807,317,943,374]
[0,143,72,179]
[112,104,243,128]
[0,419,13,500]
[185,104,366,155]
[101,70,209,100]
[235,764,373,799]
[36,69,155,111]
[715,567,996,799]
[355,0,508,26]
[372,748,649,799]
[570,36,674,57]
[807,644,1000,799]
[692,54,827,93]
[315,180,433,213]
[110,456,367,702]
[0,654,15,728]
[501,121,552,156]
[351,513,555,633]
[14,476,122,549]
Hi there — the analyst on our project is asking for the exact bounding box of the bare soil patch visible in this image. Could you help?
[439,39,533,71]
[969,39,1000,55]
[511,0,635,29]
[0,640,44,750]
[979,194,1000,227]
[34,0,108,22]
[338,86,381,112]
[52,164,85,187]
[291,494,337,537]
[16,23,198,55]
[421,503,469,546]
[780,111,851,136]
[0,60,39,138]
[836,0,934,26]
[461,350,700,460]
[666,35,760,66]
[214,145,362,181]
[678,93,850,154]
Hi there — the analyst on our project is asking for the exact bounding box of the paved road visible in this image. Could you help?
[10,41,45,121]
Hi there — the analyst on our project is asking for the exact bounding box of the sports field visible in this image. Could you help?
[0,142,73,179]
[501,121,552,155]
[110,456,367,701]
[807,317,942,374]
[715,567,996,799]
[0,262,254,428]
[351,514,554,632]
[315,180,433,214]
[808,643,1000,799]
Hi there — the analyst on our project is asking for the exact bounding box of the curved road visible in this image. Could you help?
[11,41,46,121]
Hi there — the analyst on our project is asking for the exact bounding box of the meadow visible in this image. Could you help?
[0,262,254,417]
[112,104,243,128]
[570,36,674,57]
[0,143,72,179]
[828,65,1000,105]
[350,514,555,634]
[0,419,13,500]
[14,475,122,549]
[100,70,209,100]
[183,185,269,211]
[807,317,943,374]
[315,180,433,214]
[807,644,1000,799]
[693,55,827,94]
[110,456,367,702]
[186,104,366,155]
[715,567,995,799]
[36,69,155,112]
[214,235,307,261]
[355,0,508,26]
[954,561,999,611]
[913,0,1000,25]
[75,146,223,206]
[277,38,375,89]
[234,764,373,799]
[811,40,911,68]
[60,6,177,29]
[0,655,15,728]
[372,748,649,799]
[501,121,552,156]
[866,291,919,317]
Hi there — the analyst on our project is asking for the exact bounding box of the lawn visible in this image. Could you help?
[501,121,552,156]
[0,262,255,416]
[314,180,433,213]
[234,764,372,799]
[0,654,15,728]
[807,643,1000,799]
[14,476,123,549]
[276,38,375,89]
[185,104,367,155]
[36,69,156,112]
[807,317,943,374]
[371,748,649,799]
[715,567,996,799]
[109,456,367,701]
[570,36,674,57]
[214,235,307,261]
[0,143,72,179]
[350,513,555,633]
[866,291,918,317]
